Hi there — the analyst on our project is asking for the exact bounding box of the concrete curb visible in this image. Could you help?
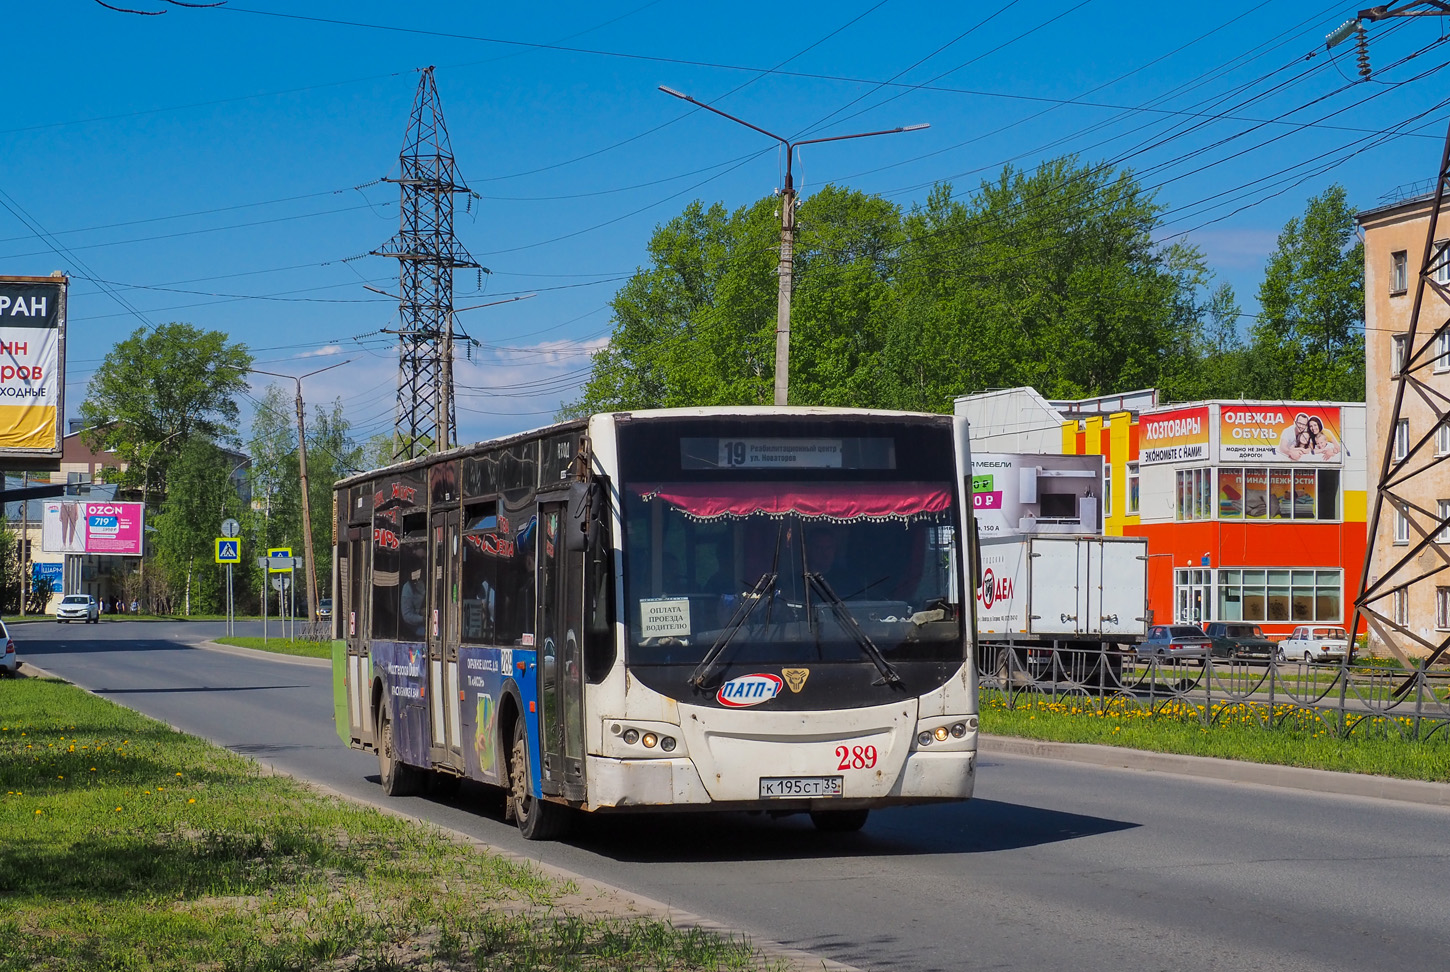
[981,734,1450,808]
[11,657,857,972]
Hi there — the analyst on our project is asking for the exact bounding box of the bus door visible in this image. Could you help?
[428,510,464,762]
[536,498,586,800]
[344,525,370,745]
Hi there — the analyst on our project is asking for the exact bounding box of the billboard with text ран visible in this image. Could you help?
[0,275,65,461]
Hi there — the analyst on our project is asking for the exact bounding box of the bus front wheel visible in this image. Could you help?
[377,705,421,797]
[509,719,570,841]
[810,808,869,833]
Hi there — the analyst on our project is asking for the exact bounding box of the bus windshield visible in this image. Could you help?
[622,480,963,667]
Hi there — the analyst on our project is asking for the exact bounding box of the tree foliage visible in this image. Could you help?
[567,157,1288,416]
[1247,184,1365,402]
[246,387,362,595]
[79,322,252,497]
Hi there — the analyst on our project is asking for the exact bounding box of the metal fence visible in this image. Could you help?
[978,645,1450,741]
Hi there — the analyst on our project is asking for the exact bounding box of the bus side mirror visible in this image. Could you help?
[566,480,606,553]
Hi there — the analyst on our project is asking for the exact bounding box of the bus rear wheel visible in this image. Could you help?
[377,705,421,797]
[509,719,570,841]
[810,808,869,833]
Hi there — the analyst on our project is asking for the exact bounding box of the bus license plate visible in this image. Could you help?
[759,776,844,798]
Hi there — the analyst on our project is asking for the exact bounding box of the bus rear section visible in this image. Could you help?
[332,408,979,839]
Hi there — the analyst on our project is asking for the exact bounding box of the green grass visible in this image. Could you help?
[0,678,782,971]
[983,690,1450,783]
[213,636,332,659]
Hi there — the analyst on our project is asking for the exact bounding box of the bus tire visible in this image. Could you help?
[509,719,570,841]
[376,705,421,797]
[810,808,869,833]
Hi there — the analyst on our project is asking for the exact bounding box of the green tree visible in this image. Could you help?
[78,322,252,498]
[1247,185,1365,402]
[569,157,1236,416]
[151,439,236,615]
[247,387,362,600]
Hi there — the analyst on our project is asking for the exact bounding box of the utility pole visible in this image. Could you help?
[374,66,480,460]
[250,360,349,628]
[659,86,926,405]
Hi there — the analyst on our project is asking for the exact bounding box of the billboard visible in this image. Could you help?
[1218,405,1342,464]
[1139,405,1210,465]
[971,453,1104,537]
[41,501,144,556]
[0,275,66,463]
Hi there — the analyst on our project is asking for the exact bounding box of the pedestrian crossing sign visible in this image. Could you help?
[215,538,241,564]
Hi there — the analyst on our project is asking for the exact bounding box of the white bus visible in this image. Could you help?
[331,407,979,839]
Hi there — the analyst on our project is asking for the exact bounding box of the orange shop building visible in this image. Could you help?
[1065,400,1368,637]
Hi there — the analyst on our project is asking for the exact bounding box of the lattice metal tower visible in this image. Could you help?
[374,66,479,461]
[1346,4,1450,680]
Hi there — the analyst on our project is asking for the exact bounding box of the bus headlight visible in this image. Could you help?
[660,736,676,752]
[950,722,967,738]
[622,728,639,745]
[917,731,933,746]
[642,732,658,749]
[933,726,950,742]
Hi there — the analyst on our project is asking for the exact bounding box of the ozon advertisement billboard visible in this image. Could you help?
[41,501,144,556]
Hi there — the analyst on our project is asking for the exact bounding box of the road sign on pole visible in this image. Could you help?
[221,518,241,538]
[267,547,294,572]
[215,538,241,564]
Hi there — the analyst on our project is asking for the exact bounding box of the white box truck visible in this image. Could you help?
[973,454,1148,682]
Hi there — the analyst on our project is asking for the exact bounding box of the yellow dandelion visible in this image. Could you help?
[188,798,195,804]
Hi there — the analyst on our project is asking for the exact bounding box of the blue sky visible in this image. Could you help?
[3,1,1442,448]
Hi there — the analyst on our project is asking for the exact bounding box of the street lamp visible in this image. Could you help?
[659,85,927,405]
[249,360,351,628]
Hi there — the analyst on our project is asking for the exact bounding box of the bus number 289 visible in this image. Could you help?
[836,745,878,770]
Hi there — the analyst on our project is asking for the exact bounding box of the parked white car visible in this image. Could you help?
[0,619,15,675]
[1278,626,1350,663]
[56,594,100,624]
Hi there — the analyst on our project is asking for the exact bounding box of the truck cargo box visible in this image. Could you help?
[976,534,1147,642]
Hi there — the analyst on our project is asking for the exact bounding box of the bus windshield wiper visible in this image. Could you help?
[688,572,776,688]
[807,573,903,687]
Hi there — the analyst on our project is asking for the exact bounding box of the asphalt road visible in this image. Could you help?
[13,620,1450,972]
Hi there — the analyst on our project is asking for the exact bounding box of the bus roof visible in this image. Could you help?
[334,406,956,489]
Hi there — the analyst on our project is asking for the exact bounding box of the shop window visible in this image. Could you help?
[1392,250,1408,295]
[1175,468,1214,522]
[1216,568,1340,624]
[1127,462,1140,515]
[1217,467,1338,521]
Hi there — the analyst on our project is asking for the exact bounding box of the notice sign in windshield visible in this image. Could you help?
[640,597,692,638]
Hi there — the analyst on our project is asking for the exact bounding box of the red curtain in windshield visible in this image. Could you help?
[630,482,952,522]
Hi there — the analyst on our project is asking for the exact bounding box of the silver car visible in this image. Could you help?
[56,594,100,624]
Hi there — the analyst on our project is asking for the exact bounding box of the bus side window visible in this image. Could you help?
[583,502,615,684]
[460,501,498,644]
[372,511,399,641]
